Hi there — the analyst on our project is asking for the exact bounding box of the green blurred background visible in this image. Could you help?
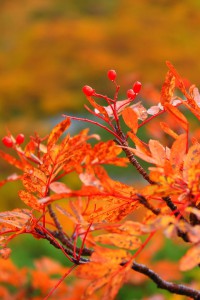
[1,1,200,298]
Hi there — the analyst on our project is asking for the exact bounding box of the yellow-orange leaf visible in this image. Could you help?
[118,221,143,236]
[86,197,139,224]
[142,215,176,233]
[95,233,141,250]
[91,247,129,265]
[180,245,200,271]
[103,264,131,300]
[47,117,70,149]
[122,107,138,133]
[83,276,109,298]
[77,262,113,280]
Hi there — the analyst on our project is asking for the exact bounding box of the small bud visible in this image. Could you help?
[82,85,95,96]
[133,81,142,94]
[2,136,13,148]
[127,89,136,100]
[16,133,25,145]
[107,70,117,81]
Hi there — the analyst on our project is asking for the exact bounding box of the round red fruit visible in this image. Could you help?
[107,70,117,81]
[2,136,13,148]
[82,85,94,96]
[133,81,142,94]
[127,89,136,99]
[16,133,25,145]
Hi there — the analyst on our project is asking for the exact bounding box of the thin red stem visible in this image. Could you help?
[43,264,77,300]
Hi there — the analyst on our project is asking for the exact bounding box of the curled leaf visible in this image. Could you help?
[47,118,71,149]
[160,70,175,106]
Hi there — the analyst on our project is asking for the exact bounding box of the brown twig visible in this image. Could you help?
[131,261,200,299]
[47,204,92,256]
[136,193,160,215]
[162,196,189,242]
[114,126,154,184]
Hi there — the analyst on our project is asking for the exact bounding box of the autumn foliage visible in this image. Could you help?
[1,62,200,299]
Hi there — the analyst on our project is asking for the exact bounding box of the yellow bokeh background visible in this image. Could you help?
[1,0,200,126]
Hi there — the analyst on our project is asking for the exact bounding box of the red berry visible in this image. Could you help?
[16,133,25,145]
[82,85,94,96]
[107,70,117,81]
[133,81,142,94]
[2,136,13,148]
[127,89,136,99]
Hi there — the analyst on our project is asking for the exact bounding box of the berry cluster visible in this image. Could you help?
[82,69,141,101]
[2,133,25,148]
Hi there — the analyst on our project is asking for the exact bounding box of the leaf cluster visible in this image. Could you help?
[0,62,200,299]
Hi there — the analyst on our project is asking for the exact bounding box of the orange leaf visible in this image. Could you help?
[78,247,131,300]
[170,134,187,169]
[128,132,151,156]
[183,143,200,182]
[18,190,43,211]
[0,209,31,230]
[165,103,188,131]
[87,96,109,121]
[49,182,71,193]
[122,107,138,133]
[182,100,200,121]
[47,117,70,149]
[130,102,148,121]
[0,150,24,170]
[149,139,166,166]
[130,148,156,164]
[180,245,200,271]
[160,122,178,139]
[0,248,11,259]
[22,167,47,197]
[166,61,187,95]
[0,173,20,188]
[160,70,175,106]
